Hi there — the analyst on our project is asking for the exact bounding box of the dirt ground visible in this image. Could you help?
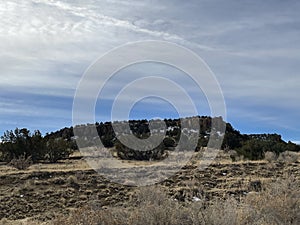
[0,151,299,223]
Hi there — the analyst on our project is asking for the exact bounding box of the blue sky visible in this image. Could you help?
[0,0,299,143]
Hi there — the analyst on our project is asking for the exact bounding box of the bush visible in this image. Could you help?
[9,154,32,170]
[65,175,80,190]
[264,151,277,163]
[45,138,73,163]
[228,150,238,162]
[115,136,166,161]
[237,139,265,160]
[0,129,46,162]
[243,175,300,224]
[277,151,299,163]
[163,137,176,148]
[0,128,73,164]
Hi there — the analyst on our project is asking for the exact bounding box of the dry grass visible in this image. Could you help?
[0,218,41,225]
[242,175,300,224]
[0,158,91,176]
[41,175,299,225]
[0,151,298,224]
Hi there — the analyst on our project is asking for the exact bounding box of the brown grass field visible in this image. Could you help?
[0,151,299,225]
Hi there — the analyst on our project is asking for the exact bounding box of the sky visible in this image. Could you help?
[0,0,299,144]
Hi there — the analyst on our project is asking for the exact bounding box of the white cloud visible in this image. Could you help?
[0,0,217,98]
[0,0,300,140]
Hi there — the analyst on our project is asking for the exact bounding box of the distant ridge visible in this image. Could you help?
[45,116,300,160]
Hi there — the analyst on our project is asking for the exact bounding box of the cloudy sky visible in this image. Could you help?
[0,0,299,143]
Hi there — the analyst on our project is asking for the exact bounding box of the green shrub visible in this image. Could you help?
[0,128,73,163]
[45,138,73,163]
[115,136,166,161]
[163,137,176,148]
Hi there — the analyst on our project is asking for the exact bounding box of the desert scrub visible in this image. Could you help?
[264,151,277,163]
[9,154,32,170]
[242,175,300,225]
[66,175,80,189]
[277,151,299,163]
[50,176,300,225]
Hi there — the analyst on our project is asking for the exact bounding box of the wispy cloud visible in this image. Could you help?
[0,0,299,142]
